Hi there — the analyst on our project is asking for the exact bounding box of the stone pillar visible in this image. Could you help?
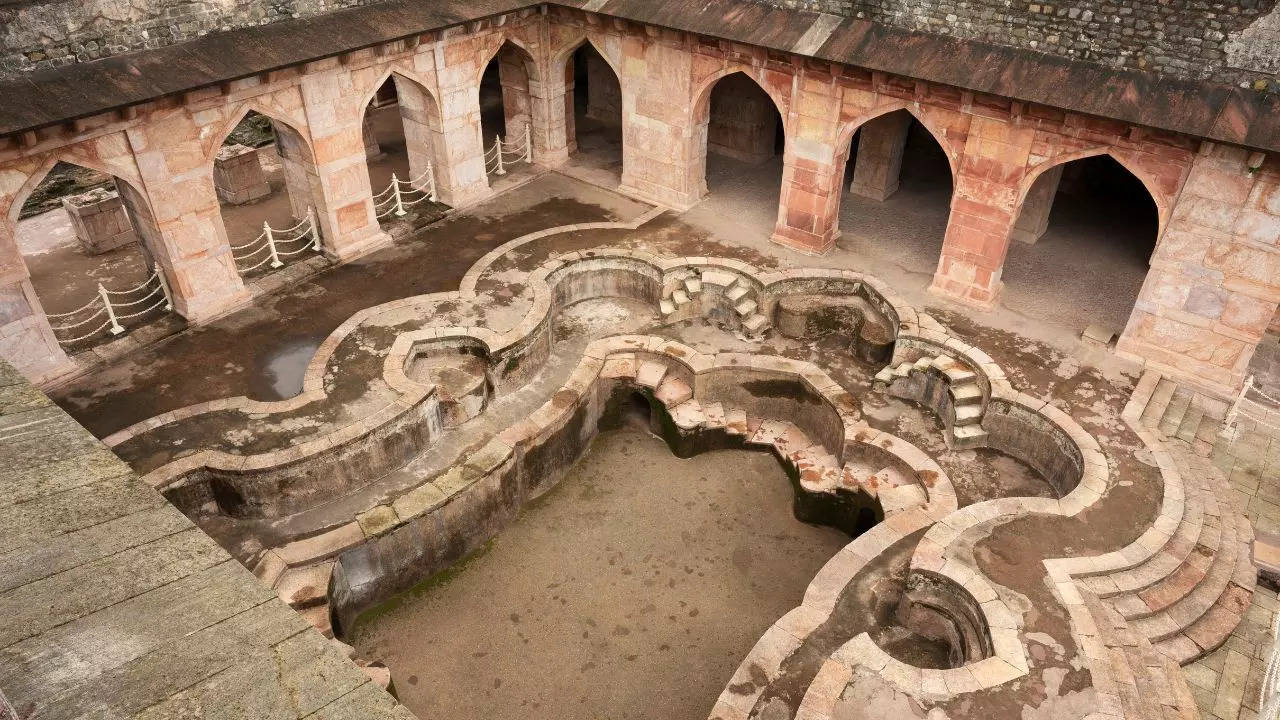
[1117,143,1280,393]
[848,111,911,201]
[928,116,1036,308]
[1010,164,1063,245]
[392,75,445,193]
[707,73,778,166]
[273,125,320,221]
[616,36,701,209]
[0,222,75,384]
[770,72,842,255]
[298,70,392,261]
[528,58,572,167]
[62,187,138,254]
[362,114,383,161]
[213,144,271,205]
[124,121,249,323]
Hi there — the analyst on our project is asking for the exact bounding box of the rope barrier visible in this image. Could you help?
[231,208,323,273]
[483,124,532,177]
[371,164,438,221]
[49,263,174,346]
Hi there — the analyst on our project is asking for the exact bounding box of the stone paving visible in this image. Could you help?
[0,359,410,719]
[1186,585,1278,720]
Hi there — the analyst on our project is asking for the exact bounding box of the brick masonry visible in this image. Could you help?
[762,0,1280,88]
[0,7,1275,398]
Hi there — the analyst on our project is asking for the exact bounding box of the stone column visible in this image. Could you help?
[616,36,701,209]
[0,223,75,384]
[273,124,321,221]
[392,75,446,193]
[124,121,249,323]
[62,187,138,254]
[848,111,911,201]
[707,74,778,165]
[498,49,533,145]
[1010,164,1063,245]
[213,144,272,205]
[1117,143,1280,393]
[928,116,1036,308]
[430,42,492,208]
[769,72,842,255]
[299,70,392,261]
[527,57,572,167]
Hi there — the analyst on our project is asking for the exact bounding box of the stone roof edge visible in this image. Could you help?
[0,0,1275,152]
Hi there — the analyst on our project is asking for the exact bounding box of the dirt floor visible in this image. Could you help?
[352,425,850,720]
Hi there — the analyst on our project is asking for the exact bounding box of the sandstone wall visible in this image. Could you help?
[764,0,1280,87]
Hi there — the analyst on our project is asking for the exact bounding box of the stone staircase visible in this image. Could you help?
[659,269,771,338]
[872,354,988,450]
[1079,371,1256,665]
[638,359,926,513]
[1138,375,1229,457]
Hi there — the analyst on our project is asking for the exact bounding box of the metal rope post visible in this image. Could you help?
[264,221,284,268]
[1225,374,1254,430]
[100,284,125,335]
[427,163,438,202]
[392,173,407,216]
[523,122,532,163]
[494,135,506,175]
[307,208,321,252]
[154,265,173,311]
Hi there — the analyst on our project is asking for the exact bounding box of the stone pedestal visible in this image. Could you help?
[1011,164,1063,244]
[848,112,911,201]
[213,144,271,205]
[62,187,138,255]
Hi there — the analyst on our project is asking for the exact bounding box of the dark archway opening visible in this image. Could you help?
[566,42,623,183]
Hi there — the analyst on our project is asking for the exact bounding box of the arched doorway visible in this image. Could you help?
[213,111,327,277]
[1001,155,1159,337]
[694,72,786,235]
[361,74,447,225]
[562,40,623,185]
[10,161,171,350]
[478,41,536,177]
[836,109,955,288]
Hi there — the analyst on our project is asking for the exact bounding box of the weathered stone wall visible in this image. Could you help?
[763,0,1280,87]
[0,0,391,74]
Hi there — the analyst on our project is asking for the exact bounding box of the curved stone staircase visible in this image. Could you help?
[659,269,772,337]
[1081,371,1256,666]
[872,354,988,449]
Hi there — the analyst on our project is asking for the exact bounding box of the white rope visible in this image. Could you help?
[56,319,114,344]
[275,243,316,258]
[1247,378,1280,407]
[229,230,269,251]
[232,242,271,261]
[113,297,168,321]
[46,296,103,318]
[50,306,107,331]
[107,284,163,308]
[101,270,159,296]
[238,253,276,273]
[275,215,311,234]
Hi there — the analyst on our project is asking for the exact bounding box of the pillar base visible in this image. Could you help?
[177,288,253,325]
[770,228,838,256]
[328,229,393,265]
[436,182,493,211]
[1009,227,1046,245]
[617,182,702,213]
[848,181,900,203]
[926,276,1001,311]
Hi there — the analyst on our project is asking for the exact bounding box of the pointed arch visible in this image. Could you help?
[691,67,789,135]
[1017,147,1173,241]
[835,102,959,181]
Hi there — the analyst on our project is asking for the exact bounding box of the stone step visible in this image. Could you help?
[655,375,693,407]
[275,562,334,609]
[700,270,737,289]
[950,424,987,449]
[726,285,750,303]
[1154,573,1254,664]
[742,314,769,335]
[1140,378,1177,429]
[672,289,691,305]
[951,383,983,406]
[873,367,894,385]
[1158,390,1193,438]
[659,299,675,316]
[1175,402,1205,445]
[1130,509,1238,640]
[635,360,668,389]
[734,298,757,317]
[669,399,705,431]
[724,408,749,436]
[703,402,726,429]
[953,403,982,426]
[683,276,702,294]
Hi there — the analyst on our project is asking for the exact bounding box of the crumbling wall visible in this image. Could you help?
[0,0,386,74]
[765,0,1280,88]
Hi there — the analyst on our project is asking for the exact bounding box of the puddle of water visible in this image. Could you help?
[258,339,321,399]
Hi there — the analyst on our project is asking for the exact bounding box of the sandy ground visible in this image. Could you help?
[352,426,849,720]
